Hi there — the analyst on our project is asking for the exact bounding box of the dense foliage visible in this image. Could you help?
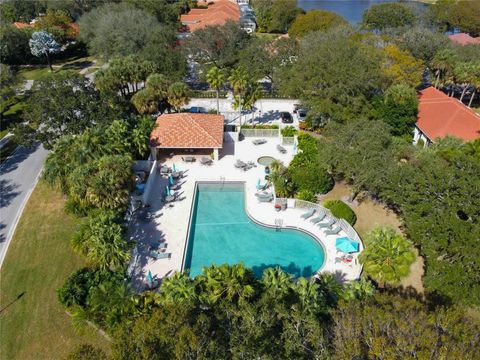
[323,200,357,226]
[427,0,480,36]
[319,121,480,304]
[289,10,348,38]
[251,0,301,33]
[361,2,417,30]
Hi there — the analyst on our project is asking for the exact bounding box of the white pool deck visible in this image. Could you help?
[128,137,363,289]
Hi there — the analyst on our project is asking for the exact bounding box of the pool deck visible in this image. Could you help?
[128,137,363,290]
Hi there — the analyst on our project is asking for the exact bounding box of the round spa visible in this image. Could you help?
[257,156,276,166]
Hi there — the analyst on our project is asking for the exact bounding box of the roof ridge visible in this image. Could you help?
[189,114,222,145]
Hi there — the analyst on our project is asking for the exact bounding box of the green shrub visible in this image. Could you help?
[323,200,357,225]
[281,125,297,137]
[241,124,279,129]
[289,162,334,194]
[295,189,316,202]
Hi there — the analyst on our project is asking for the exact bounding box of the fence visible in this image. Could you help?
[240,128,279,137]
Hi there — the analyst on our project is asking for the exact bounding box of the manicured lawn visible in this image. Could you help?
[321,182,425,293]
[0,182,111,359]
[16,67,53,81]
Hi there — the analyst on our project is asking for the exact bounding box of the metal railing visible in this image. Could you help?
[240,128,279,137]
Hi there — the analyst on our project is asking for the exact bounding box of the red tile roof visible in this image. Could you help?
[13,22,31,29]
[180,0,240,32]
[150,113,224,148]
[416,87,480,142]
[448,33,480,46]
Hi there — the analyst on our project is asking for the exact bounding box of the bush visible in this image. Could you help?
[241,124,279,129]
[289,162,334,194]
[281,125,297,137]
[323,200,357,225]
[296,189,316,202]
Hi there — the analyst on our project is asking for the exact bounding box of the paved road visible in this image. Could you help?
[0,143,48,267]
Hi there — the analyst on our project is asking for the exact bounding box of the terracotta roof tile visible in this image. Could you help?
[150,113,224,148]
[180,0,240,32]
[13,22,31,29]
[448,33,480,46]
[416,87,480,142]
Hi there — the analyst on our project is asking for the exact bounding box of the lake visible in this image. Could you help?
[296,0,427,24]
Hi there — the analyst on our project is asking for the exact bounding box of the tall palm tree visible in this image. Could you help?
[430,49,456,89]
[467,63,480,108]
[131,88,157,114]
[229,67,249,126]
[358,226,415,288]
[206,66,225,114]
[167,82,191,112]
[454,62,472,102]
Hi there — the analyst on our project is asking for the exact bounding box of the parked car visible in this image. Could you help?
[297,109,307,122]
[293,103,301,113]
[281,112,293,123]
[189,106,206,113]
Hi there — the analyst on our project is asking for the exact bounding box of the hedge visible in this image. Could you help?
[281,125,297,137]
[323,200,357,226]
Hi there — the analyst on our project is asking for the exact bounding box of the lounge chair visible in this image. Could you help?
[200,157,212,165]
[310,212,326,224]
[252,139,267,145]
[324,226,342,236]
[149,251,171,260]
[255,191,273,202]
[318,219,335,228]
[234,160,247,168]
[277,144,287,154]
[300,208,315,219]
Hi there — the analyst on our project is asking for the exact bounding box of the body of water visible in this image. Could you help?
[184,183,325,278]
[296,0,427,24]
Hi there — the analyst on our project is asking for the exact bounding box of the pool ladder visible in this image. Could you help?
[275,219,283,231]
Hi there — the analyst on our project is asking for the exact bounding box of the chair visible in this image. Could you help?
[149,251,171,260]
[310,212,326,224]
[252,139,267,145]
[277,144,287,154]
[318,219,335,228]
[300,208,315,219]
[234,160,247,168]
[324,226,341,236]
[200,157,212,165]
[255,191,273,202]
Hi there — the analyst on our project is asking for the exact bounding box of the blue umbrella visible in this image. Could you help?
[292,139,297,153]
[166,185,171,196]
[169,174,174,185]
[146,270,153,288]
[256,178,261,189]
[335,237,360,253]
[172,163,176,172]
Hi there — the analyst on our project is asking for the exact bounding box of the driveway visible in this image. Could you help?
[0,143,48,267]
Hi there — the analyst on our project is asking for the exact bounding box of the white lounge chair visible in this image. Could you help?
[318,219,335,228]
[310,212,326,224]
[324,226,341,235]
[300,208,315,219]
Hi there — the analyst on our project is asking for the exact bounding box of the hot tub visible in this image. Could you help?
[257,156,276,166]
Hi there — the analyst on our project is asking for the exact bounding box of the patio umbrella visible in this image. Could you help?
[257,179,261,189]
[166,185,171,196]
[146,270,153,288]
[292,138,297,153]
[172,163,176,172]
[169,174,174,185]
[335,237,359,253]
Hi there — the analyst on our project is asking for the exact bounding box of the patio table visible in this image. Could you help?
[184,156,195,162]
[165,195,175,203]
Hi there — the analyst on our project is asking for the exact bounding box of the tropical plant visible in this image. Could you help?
[261,267,292,298]
[29,30,60,70]
[431,49,457,89]
[72,210,131,270]
[206,66,225,114]
[229,67,249,125]
[359,227,415,287]
[167,82,190,112]
[323,200,357,226]
[160,272,197,304]
[280,125,297,137]
[295,189,316,203]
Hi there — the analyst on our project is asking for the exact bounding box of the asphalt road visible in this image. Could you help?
[0,143,48,268]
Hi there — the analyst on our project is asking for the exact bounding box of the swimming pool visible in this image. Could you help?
[183,182,325,278]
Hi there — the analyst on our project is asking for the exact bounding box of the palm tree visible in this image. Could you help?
[206,66,225,114]
[197,263,255,305]
[261,267,292,298]
[145,73,170,98]
[167,82,190,112]
[454,62,472,103]
[229,67,248,126]
[160,272,197,304]
[430,49,457,89]
[131,88,157,114]
[467,63,480,108]
[358,226,415,288]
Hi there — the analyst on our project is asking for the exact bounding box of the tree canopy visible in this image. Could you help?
[251,0,301,33]
[362,2,417,30]
[289,10,348,38]
[427,0,480,36]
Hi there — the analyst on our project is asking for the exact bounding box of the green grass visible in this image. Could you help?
[1,97,27,137]
[16,67,53,81]
[0,182,111,359]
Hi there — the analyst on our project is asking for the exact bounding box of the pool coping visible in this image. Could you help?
[180,180,327,276]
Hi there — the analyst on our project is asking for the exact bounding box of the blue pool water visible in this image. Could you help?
[183,183,325,278]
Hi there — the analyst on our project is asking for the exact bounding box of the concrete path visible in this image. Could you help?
[0,143,48,268]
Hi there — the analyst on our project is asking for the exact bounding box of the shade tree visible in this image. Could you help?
[362,2,417,30]
[251,0,301,33]
[29,30,60,70]
[289,10,348,38]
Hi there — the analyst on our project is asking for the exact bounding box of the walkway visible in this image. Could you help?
[0,143,48,267]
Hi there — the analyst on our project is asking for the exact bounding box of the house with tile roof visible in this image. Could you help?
[413,87,480,147]
[448,33,480,46]
[150,113,225,160]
